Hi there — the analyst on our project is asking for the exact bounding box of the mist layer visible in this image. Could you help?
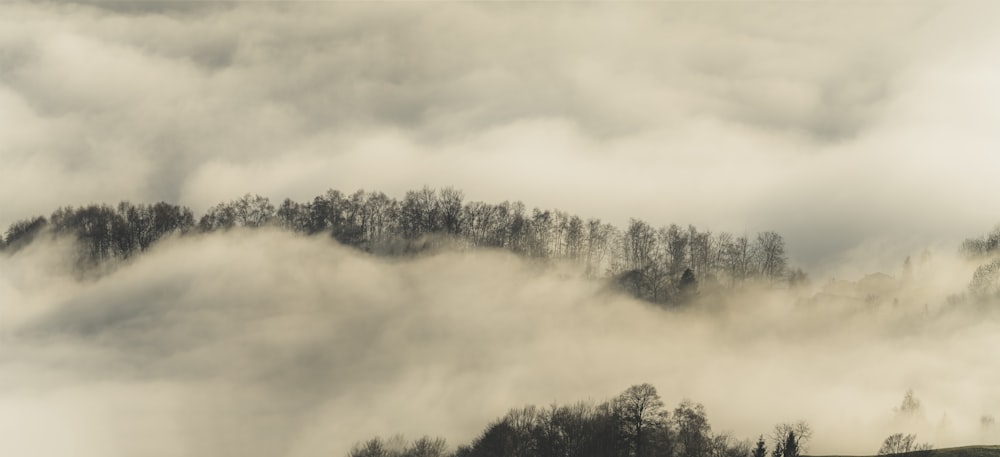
[1,231,996,456]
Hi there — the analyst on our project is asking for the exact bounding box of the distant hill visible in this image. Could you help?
[1,188,798,305]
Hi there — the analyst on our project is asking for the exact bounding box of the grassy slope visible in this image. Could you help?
[812,446,1000,457]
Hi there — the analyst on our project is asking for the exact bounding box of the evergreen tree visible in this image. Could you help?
[679,268,698,301]
[782,432,798,457]
[753,436,767,457]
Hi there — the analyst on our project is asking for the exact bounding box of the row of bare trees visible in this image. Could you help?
[617,218,791,303]
[2,202,195,267]
[1,187,796,302]
[348,384,809,457]
[959,226,1000,303]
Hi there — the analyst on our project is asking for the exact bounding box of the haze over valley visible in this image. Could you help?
[2,2,1000,457]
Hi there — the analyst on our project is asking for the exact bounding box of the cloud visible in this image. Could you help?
[4,4,1000,455]
[1,231,998,456]
[1,2,999,269]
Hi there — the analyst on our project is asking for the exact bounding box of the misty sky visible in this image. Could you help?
[5,4,1000,457]
[3,2,1000,271]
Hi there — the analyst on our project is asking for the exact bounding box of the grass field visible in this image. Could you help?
[812,446,1000,457]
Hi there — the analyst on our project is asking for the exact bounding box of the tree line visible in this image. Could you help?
[958,226,1000,303]
[346,385,938,457]
[346,383,812,457]
[1,187,800,304]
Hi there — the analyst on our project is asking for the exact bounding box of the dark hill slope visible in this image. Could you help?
[812,446,1000,457]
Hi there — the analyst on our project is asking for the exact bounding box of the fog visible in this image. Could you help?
[4,2,1000,455]
[3,2,1000,271]
[1,230,997,456]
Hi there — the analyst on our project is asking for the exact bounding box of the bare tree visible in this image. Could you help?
[563,214,585,262]
[688,226,715,280]
[232,193,275,228]
[755,231,787,283]
[895,390,922,417]
[438,187,464,236]
[585,219,617,278]
[661,224,689,278]
[624,219,657,272]
[769,422,812,457]
[617,384,668,457]
[711,432,751,457]
[877,433,932,455]
[675,399,712,457]
[722,235,756,285]
[400,186,440,239]
[406,436,448,457]
[349,437,391,457]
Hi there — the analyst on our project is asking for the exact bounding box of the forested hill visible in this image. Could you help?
[1,187,800,304]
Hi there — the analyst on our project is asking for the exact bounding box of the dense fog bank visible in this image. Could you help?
[1,230,998,456]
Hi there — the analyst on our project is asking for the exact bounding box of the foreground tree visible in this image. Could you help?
[617,383,669,457]
[675,400,712,457]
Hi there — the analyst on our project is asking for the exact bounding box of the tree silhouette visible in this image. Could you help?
[782,432,798,457]
[679,268,698,301]
[617,384,668,457]
[675,400,712,457]
[752,436,768,457]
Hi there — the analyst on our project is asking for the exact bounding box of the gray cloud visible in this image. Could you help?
[4,2,999,273]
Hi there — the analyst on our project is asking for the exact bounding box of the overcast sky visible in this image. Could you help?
[3,1,1000,273]
[4,4,1000,456]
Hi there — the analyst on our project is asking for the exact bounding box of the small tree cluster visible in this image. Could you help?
[2,215,47,252]
[969,259,1000,301]
[3,202,195,267]
[960,225,1000,304]
[768,422,812,457]
[349,435,449,457]
[354,384,759,457]
[877,433,932,456]
[960,226,1000,259]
